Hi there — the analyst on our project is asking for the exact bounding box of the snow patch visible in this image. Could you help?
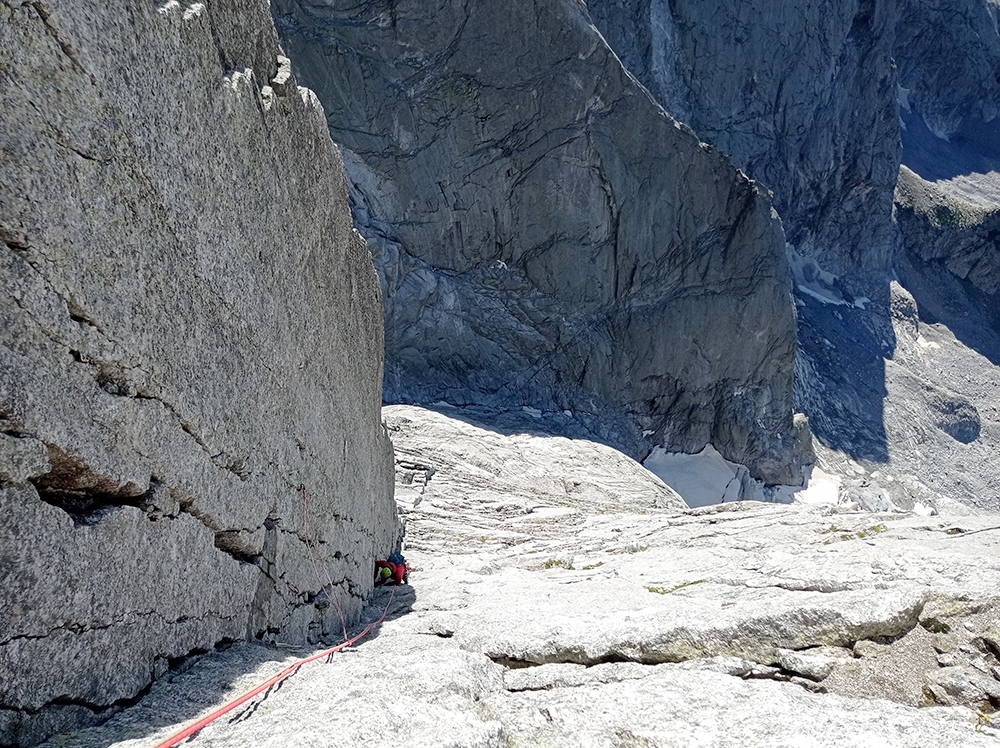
[917,335,940,349]
[643,445,769,507]
[770,466,846,507]
[787,249,850,306]
[897,84,911,113]
[645,447,854,510]
[521,406,542,419]
[797,284,849,306]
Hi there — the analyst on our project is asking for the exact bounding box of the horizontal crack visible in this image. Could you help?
[0,609,241,648]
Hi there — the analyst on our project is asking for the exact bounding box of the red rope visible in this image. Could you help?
[153,586,396,748]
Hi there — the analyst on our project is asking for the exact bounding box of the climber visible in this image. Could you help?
[374,552,409,586]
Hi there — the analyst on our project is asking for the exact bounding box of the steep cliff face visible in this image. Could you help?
[589,0,1000,513]
[894,0,1000,297]
[896,0,1000,145]
[0,0,398,744]
[273,0,801,484]
[589,0,901,275]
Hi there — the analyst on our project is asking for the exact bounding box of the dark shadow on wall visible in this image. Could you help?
[896,250,1000,367]
[28,586,416,748]
[793,283,895,464]
[901,109,1000,182]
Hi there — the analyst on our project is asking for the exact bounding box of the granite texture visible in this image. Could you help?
[0,0,399,744]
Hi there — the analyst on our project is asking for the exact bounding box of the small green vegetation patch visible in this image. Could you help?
[934,204,962,226]
[920,617,952,634]
[544,558,575,570]
[856,524,888,539]
[823,523,888,543]
[646,579,708,595]
[580,561,604,571]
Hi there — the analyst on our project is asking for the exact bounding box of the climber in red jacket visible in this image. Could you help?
[374,553,409,586]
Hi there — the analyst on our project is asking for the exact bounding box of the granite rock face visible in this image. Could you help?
[895,0,1000,145]
[0,1,398,744]
[585,0,910,511]
[42,405,1000,748]
[589,0,902,276]
[272,0,801,484]
[895,166,1000,297]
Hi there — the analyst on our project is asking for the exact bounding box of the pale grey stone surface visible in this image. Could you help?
[0,434,49,484]
[387,404,687,529]
[42,406,1000,747]
[0,0,398,743]
[272,0,802,485]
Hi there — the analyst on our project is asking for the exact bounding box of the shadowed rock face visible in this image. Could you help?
[892,0,1000,300]
[896,0,1000,146]
[273,0,801,484]
[0,0,398,743]
[589,0,902,276]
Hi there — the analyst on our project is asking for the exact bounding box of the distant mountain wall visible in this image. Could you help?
[273,0,803,485]
[894,0,1000,299]
[589,0,901,277]
[896,0,1000,145]
[585,0,1000,513]
[0,1,398,744]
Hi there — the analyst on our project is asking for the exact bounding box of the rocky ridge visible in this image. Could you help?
[41,406,1000,747]
[0,0,398,744]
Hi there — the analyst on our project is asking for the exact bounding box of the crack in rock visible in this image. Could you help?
[27,1,96,85]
